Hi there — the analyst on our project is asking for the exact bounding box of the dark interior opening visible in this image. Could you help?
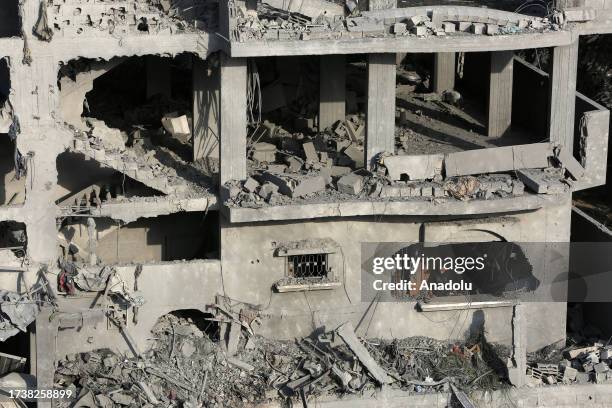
[57,211,219,264]
[0,1,21,38]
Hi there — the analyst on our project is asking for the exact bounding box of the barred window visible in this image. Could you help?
[287,253,329,279]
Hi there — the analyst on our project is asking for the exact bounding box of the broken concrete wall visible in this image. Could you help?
[219,194,571,351]
[0,1,21,38]
[573,92,610,190]
[53,260,223,354]
[58,212,218,264]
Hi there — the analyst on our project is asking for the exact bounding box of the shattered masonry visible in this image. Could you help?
[0,0,611,407]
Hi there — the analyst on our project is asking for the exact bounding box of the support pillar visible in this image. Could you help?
[146,56,171,98]
[366,53,396,169]
[549,41,579,149]
[432,53,456,94]
[319,55,346,131]
[193,55,220,163]
[219,54,247,184]
[35,307,57,408]
[488,51,514,137]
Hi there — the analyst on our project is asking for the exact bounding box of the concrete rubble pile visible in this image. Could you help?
[528,342,612,386]
[231,2,558,42]
[54,311,512,407]
[69,107,213,199]
[222,111,578,207]
[45,0,217,39]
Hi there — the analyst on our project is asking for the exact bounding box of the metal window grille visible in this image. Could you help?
[287,253,328,279]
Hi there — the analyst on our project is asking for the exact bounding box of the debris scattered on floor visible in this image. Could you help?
[0,290,40,341]
[230,3,558,43]
[54,311,514,407]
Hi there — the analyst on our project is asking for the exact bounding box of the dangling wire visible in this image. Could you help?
[246,59,261,125]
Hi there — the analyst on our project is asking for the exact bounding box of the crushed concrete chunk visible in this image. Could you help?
[382,154,444,181]
[337,173,363,195]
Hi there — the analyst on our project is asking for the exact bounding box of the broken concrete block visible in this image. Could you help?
[595,362,609,373]
[161,114,191,137]
[564,7,597,21]
[382,154,444,181]
[433,186,445,197]
[406,15,429,28]
[458,21,472,31]
[221,184,241,201]
[258,182,279,201]
[563,366,578,382]
[285,156,304,172]
[421,186,433,197]
[393,22,407,34]
[266,164,287,173]
[243,177,260,193]
[411,26,428,36]
[442,22,456,32]
[343,144,365,168]
[302,142,319,163]
[601,349,612,360]
[471,23,485,34]
[380,186,401,198]
[445,144,551,177]
[346,120,364,142]
[576,371,590,384]
[485,24,498,35]
[252,142,277,163]
[331,166,351,177]
[262,172,325,198]
[337,173,364,195]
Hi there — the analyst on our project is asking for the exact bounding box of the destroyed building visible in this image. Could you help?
[1,0,612,407]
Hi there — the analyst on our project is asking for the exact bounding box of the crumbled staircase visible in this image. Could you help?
[71,137,191,196]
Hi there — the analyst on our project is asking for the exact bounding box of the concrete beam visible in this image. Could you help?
[319,55,346,131]
[193,55,220,162]
[366,53,396,169]
[548,40,579,148]
[488,51,514,137]
[229,31,574,57]
[219,54,247,184]
[146,56,171,99]
[224,193,553,223]
[432,52,455,94]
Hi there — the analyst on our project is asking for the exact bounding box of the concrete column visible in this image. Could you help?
[549,41,579,149]
[488,51,514,137]
[35,307,57,408]
[432,52,456,94]
[319,55,346,131]
[508,304,527,387]
[366,53,396,169]
[146,56,171,99]
[193,55,220,163]
[219,54,247,184]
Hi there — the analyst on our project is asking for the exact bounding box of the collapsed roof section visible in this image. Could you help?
[38,0,218,41]
[219,1,583,56]
[56,55,218,218]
